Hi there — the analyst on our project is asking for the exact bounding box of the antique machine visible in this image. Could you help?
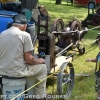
[33,15,75,99]
[51,18,88,55]
[82,0,100,26]
[33,14,88,99]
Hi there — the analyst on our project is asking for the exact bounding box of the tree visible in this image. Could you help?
[55,0,61,4]
[20,0,38,10]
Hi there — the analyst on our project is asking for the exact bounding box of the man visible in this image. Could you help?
[86,34,100,100]
[0,14,47,100]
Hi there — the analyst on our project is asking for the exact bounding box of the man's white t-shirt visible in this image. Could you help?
[0,26,33,76]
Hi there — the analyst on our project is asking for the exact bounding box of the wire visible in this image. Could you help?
[88,25,100,31]
[11,70,62,100]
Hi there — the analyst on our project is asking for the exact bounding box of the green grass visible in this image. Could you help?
[38,0,100,100]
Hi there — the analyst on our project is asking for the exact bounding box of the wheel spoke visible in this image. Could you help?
[57,62,74,98]
[62,78,71,86]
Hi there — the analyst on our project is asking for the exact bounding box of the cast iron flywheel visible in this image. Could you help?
[70,20,81,48]
[70,21,85,54]
[51,18,64,44]
[51,18,64,32]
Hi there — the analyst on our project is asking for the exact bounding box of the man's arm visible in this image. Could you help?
[86,58,96,62]
[24,51,45,65]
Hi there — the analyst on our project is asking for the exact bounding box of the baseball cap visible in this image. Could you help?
[13,14,28,24]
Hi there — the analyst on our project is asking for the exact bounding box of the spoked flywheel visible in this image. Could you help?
[69,20,86,55]
[70,20,82,42]
[69,20,82,49]
[57,62,74,99]
[70,20,81,31]
[51,18,64,32]
[92,14,100,26]
[51,18,64,44]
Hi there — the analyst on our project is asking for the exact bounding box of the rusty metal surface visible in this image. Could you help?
[51,18,64,32]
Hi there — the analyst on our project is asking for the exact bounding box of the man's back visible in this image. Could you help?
[0,26,33,76]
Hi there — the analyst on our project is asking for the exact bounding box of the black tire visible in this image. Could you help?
[57,62,74,99]
[79,46,85,55]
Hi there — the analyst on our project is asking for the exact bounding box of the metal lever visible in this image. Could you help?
[56,43,73,57]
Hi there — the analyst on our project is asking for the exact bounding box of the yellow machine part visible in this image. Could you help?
[50,56,72,73]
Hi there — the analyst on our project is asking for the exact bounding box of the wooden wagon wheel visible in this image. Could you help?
[70,21,85,54]
[57,62,74,99]
[51,18,64,44]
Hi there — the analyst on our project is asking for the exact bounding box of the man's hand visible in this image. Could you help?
[24,51,46,65]
[86,58,96,62]
[86,59,91,62]
[38,58,45,64]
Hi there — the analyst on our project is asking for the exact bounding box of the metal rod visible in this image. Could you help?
[32,35,37,46]
[75,74,90,77]
[52,30,78,34]
[56,43,73,57]
[88,25,100,31]
[51,25,100,34]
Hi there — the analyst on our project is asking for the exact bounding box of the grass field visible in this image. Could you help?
[38,0,100,100]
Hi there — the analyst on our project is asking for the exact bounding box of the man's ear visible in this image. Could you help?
[23,24,27,31]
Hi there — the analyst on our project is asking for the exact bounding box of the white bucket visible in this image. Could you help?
[2,77,26,100]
